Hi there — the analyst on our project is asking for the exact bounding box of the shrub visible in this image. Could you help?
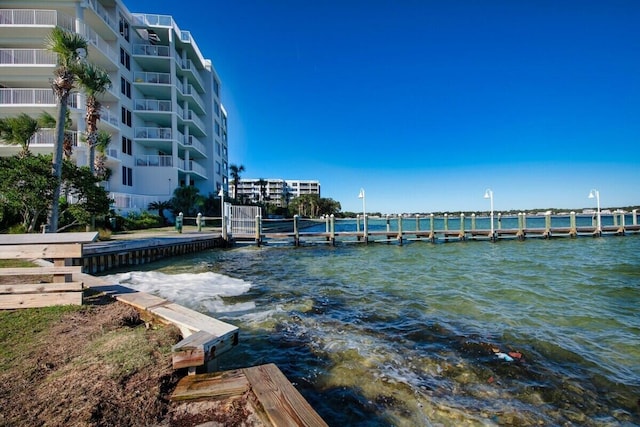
[123,211,163,230]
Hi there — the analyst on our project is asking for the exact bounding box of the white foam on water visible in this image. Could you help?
[104,271,253,313]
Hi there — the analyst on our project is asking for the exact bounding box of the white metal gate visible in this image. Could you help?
[230,205,261,236]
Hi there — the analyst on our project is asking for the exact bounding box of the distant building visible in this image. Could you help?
[230,178,321,207]
[0,1,228,212]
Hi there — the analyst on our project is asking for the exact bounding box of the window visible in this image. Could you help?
[120,48,130,70]
[214,101,220,117]
[120,77,131,98]
[122,166,133,186]
[121,136,132,155]
[215,141,221,156]
[121,107,131,127]
[216,161,221,175]
[213,79,220,97]
[215,121,220,136]
[119,15,130,41]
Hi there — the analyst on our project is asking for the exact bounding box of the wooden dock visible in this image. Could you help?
[171,363,328,427]
[233,211,640,246]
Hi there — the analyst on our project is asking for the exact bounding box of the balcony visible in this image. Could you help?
[176,104,206,136]
[133,71,171,98]
[84,0,118,37]
[133,71,171,85]
[176,57,205,93]
[98,107,119,130]
[0,10,75,39]
[135,99,172,127]
[135,155,173,167]
[0,49,56,81]
[77,22,118,70]
[135,127,172,140]
[134,99,172,112]
[131,13,174,29]
[27,128,79,147]
[134,126,173,152]
[183,135,207,158]
[179,158,207,178]
[133,43,170,70]
[0,49,56,66]
[176,79,205,115]
[133,44,170,58]
[0,88,80,110]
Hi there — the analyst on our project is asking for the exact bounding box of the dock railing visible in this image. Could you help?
[240,209,639,246]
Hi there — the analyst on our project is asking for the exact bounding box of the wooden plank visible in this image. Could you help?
[0,281,83,294]
[244,363,328,427]
[0,243,82,260]
[173,330,230,369]
[0,232,98,245]
[0,291,83,309]
[171,369,250,401]
[0,266,82,276]
[151,303,238,337]
[113,291,168,311]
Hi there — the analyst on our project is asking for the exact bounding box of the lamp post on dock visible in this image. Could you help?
[484,188,494,239]
[219,188,227,240]
[358,188,367,240]
[588,189,601,234]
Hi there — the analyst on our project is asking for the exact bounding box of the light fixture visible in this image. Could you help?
[588,189,601,234]
[484,188,494,238]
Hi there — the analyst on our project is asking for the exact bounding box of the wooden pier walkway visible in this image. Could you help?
[233,211,640,246]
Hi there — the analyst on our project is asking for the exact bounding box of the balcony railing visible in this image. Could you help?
[180,158,206,176]
[135,155,172,167]
[184,109,206,132]
[0,88,80,108]
[176,79,205,113]
[26,129,79,147]
[85,0,118,33]
[0,49,57,66]
[99,107,119,128]
[135,127,172,140]
[134,99,172,112]
[78,22,118,64]
[133,44,170,58]
[176,57,205,91]
[184,135,206,155]
[133,71,170,85]
[0,9,74,31]
[131,13,174,28]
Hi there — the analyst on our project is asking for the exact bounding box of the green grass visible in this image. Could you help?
[0,305,85,370]
[0,259,37,268]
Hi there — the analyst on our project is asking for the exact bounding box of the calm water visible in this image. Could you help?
[106,230,640,426]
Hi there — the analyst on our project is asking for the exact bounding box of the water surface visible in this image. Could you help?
[106,234,640,426]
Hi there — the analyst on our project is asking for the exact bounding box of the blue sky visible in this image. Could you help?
[130,0,639,213]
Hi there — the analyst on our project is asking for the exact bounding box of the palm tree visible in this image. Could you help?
[257,178,268,204]
[76,62,111,176]
[0,113,40,157]
[39,111,74,159]
[148,200,173,225]
[45,26,88,232]
[229,164,245,201]
[93,130,111,181]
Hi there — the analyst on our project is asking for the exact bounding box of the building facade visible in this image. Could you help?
[0,1,228,212]
[231,179,321,207]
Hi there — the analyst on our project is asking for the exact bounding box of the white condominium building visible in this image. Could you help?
[0,1,228,212]
[231,179,321,207]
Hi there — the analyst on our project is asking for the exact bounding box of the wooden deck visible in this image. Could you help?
[237,224,640,246]
[172,363,328,427]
